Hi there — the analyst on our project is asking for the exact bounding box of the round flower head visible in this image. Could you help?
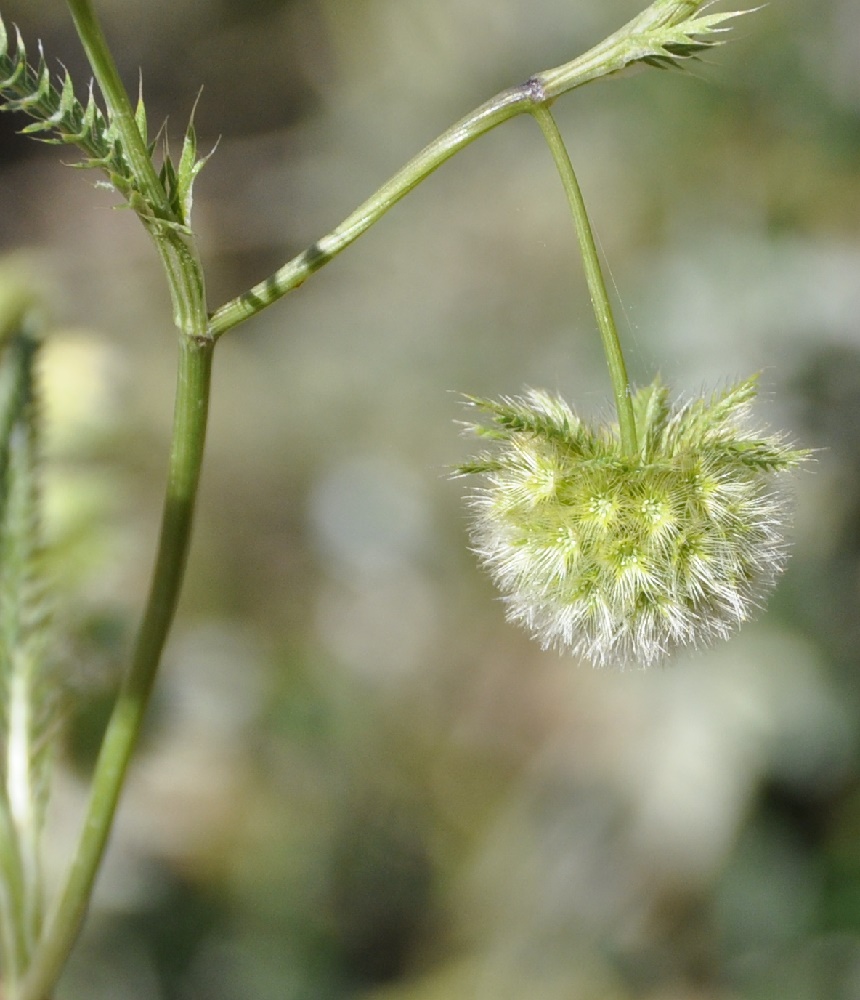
[457,376,807,668]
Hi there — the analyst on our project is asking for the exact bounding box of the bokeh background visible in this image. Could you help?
[2,0,860,997]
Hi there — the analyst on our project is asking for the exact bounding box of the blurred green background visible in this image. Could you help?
[2,0,860,997]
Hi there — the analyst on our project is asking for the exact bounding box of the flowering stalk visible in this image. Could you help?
[456,23,807,669]
[530,105,637,456]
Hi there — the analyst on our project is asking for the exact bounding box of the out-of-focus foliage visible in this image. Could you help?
[1,0,859,997]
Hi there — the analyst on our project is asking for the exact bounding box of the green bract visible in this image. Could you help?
[0,12,211,233]
[459,377,807,668]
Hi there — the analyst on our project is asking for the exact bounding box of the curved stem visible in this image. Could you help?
[19,337,214,1000]
[530,105,637,455]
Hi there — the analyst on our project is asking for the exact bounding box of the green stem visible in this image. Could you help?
[14,8,214,998]
[530,105,637,455]
[208,0,728,339]
[63,0,171,221]
[19,337,214,1000]
[208,84,536,338]
[64,0,209,337]
[155,234,210,339]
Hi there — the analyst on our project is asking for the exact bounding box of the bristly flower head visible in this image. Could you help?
[457,377,807,668]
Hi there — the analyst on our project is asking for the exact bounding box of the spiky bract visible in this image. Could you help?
[458,377,806,668]
[536,0,750,99]
[0,14,210,231]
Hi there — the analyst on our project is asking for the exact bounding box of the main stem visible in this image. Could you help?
[19,337,214,1000]
[12,5,213,997]
[530,105,637,455]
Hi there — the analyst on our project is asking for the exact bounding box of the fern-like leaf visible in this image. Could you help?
[0,18,137,202]
[0,274,56,978]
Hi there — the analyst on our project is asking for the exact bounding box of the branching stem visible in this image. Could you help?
[207,0,741,338]
[0,1,748,995]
